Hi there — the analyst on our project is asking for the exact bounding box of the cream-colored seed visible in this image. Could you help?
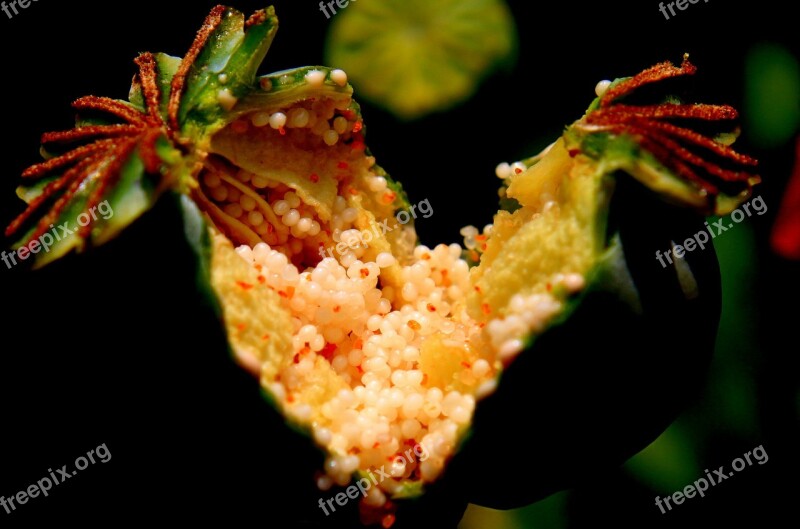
[305,69,326,87]
[210,186,228,202]
[204,172,221,188]
[248,211,264,226]
[323,129,340,146]
[333,116,349,134]
[251,112,270,127]
[285,192,301,209]
[288,108,310,128]
[240,195,257,212]
[330,69,348,86]
[283,209,300,227]
[269,112,287,129]
[312,120,329,136]
[272,200,289,216]
[223,203,243,218]
[236,170,252,183]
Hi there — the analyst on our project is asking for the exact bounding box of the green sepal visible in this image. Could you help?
[178,6,279,140]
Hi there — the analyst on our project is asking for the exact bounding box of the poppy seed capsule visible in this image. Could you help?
[7,6,756,526]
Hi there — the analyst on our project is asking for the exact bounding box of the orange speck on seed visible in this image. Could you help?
[481,243,487,251]
[360,268,369,278]
[262,333,270,340]
[278,291,288,298]
[546,283,552,292]
[349,187,360,196]
[236,281,254,290]
[407,320,421,331]
[354,339,363,349]
[461,361,471,368]
[321,343,337,358]
[309,173,319,183]
[427,304,436,312]
[373,442,381,449]
[515,168,523,174]
[474,286,481,293]
[231,120,248,134]
[481,303,491,315]
[287,286,295,298]
[383,191,396,204]
[353,121,363,133]
[236,323,247,332]
[475,234,487,242]
[421,253,431,260]
[334,305,341,313]
[257,275,266,284]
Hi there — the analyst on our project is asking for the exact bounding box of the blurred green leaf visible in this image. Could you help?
[745,43,800,148]
[708,218,760,436]
[512,491,568,529]
[460,503,522,529]
[625,422,700,493]
[326,0,517,120]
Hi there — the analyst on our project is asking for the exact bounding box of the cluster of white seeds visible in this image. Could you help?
[242,97,356,146]
[208,69,589,512]
[485,293,562,360]
[459,225,493,253]
[235,239,487,506]
[200,94,376,262]
[227,186,585,509]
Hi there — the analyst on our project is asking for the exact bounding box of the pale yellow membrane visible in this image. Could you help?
[468,139,601,320]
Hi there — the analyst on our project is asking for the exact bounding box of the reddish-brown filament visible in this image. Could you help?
[584,56,759,209]
[5,5,228,246]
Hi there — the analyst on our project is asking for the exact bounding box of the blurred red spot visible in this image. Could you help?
[772,137,800,260]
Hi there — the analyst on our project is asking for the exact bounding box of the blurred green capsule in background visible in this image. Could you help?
[326,0,517,120]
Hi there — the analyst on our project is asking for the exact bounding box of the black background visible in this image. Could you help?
[0,0,797,527]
